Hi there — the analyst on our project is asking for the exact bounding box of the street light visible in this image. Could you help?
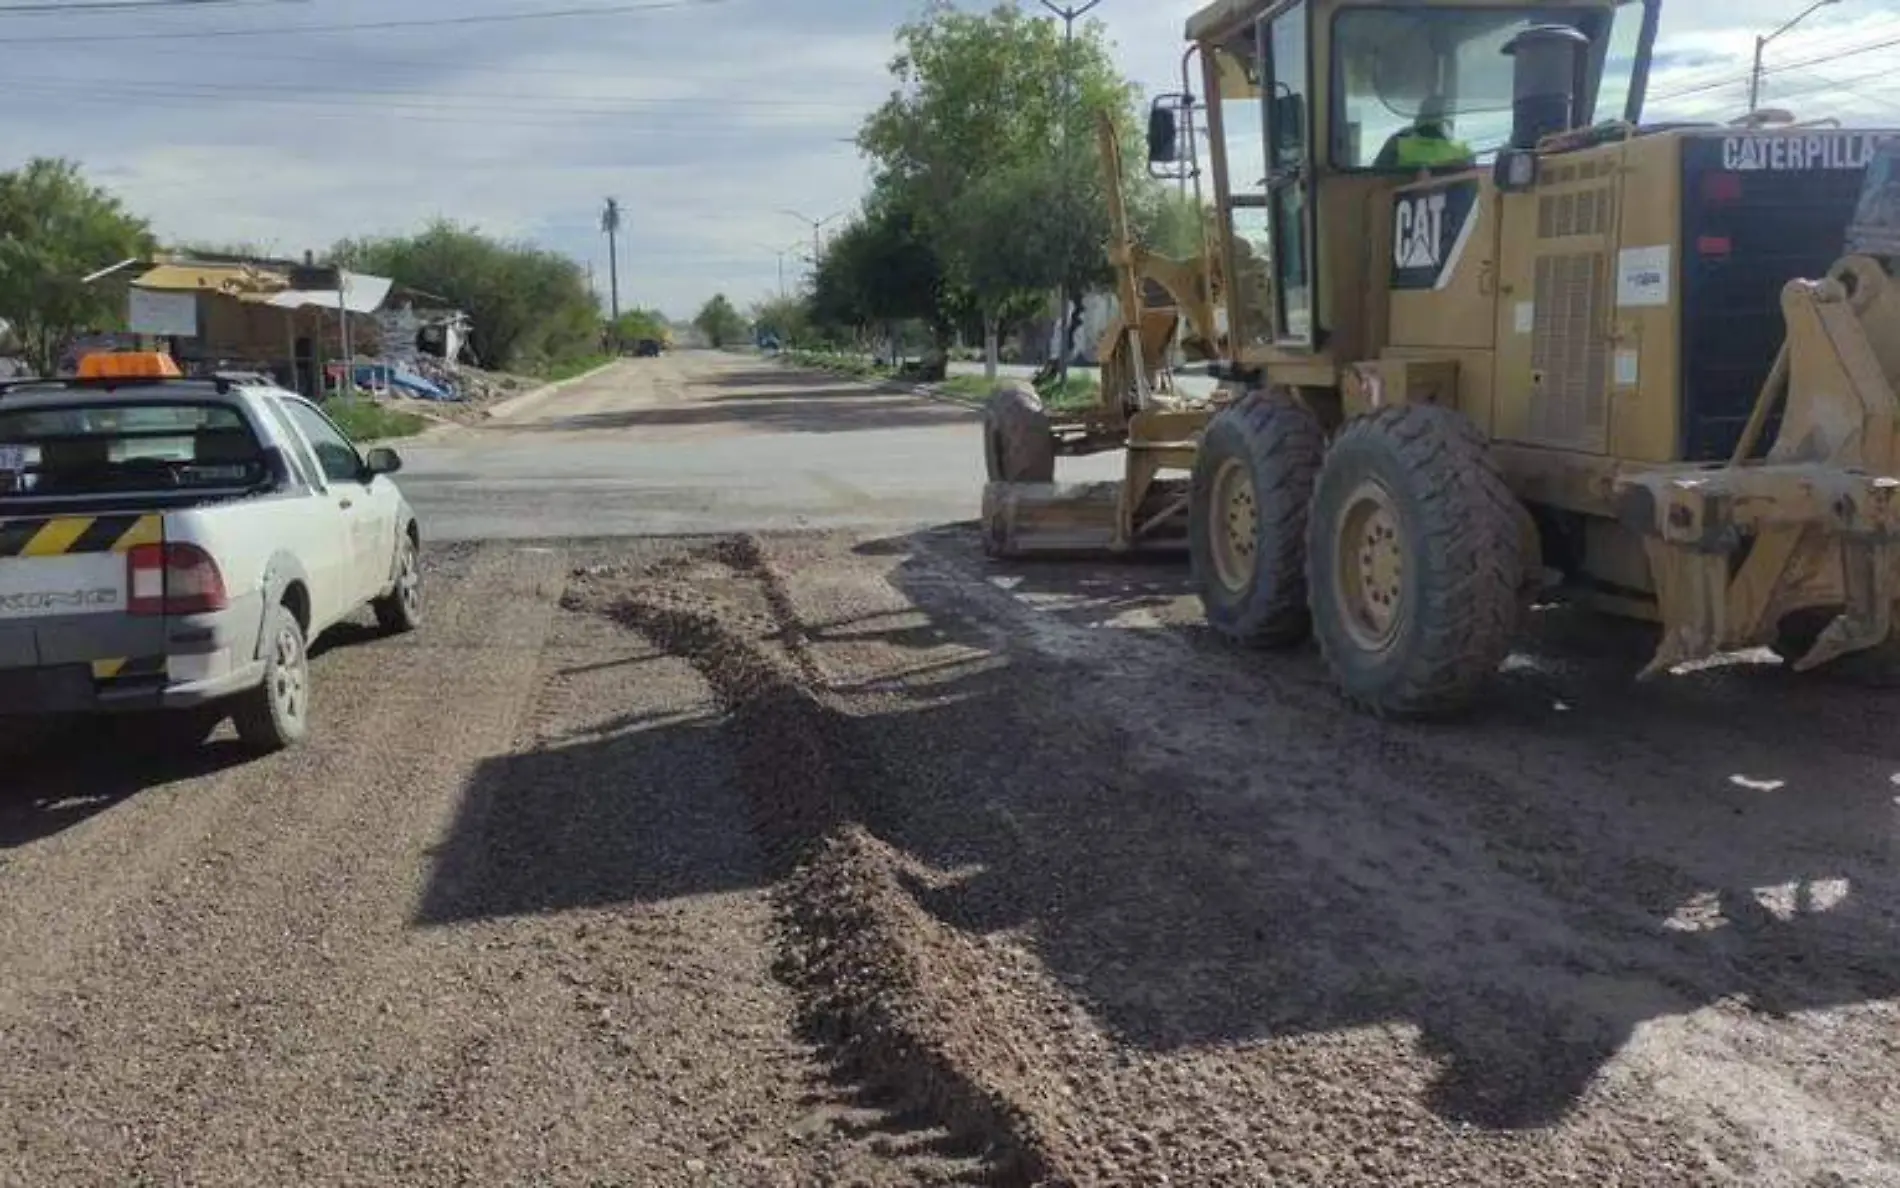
[754,239,805,298]
[1749,0,1839,114]
[778,208,842,265]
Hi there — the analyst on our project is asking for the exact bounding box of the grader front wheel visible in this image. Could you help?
[1188,390,1326,646]
[1307,405,1522,718]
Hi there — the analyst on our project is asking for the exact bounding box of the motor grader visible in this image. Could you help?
[979,0,1900,717]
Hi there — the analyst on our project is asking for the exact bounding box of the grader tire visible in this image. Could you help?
[1307,404,1521,718]
[1189,389,1326,647]
[983,382,1056,483]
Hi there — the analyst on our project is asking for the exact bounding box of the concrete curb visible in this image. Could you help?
[486,358,623,420]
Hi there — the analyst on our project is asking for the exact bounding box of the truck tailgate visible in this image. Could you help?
[0,513,165,669]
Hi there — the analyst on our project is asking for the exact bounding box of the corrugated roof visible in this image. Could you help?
[258,271,394,315]
[132,262,287,295]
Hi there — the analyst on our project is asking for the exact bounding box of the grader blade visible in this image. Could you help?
[981,479,1190,559]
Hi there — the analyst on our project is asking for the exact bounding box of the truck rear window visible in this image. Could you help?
[0,403,266,499]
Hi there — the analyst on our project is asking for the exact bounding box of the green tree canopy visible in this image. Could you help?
[692,293,747,348]
[856,2,1141,372]
[610,307,669,344]
[331,220,597,372]
[0,158,155,375]
[748,293,809,345]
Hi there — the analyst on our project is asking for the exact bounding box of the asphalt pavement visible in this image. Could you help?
[394,350,1121,541]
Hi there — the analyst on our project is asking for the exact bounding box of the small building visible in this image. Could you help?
[86,254,469,399]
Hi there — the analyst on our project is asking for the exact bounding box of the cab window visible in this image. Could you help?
[280,399,364,486]
[1330,6,1608,171]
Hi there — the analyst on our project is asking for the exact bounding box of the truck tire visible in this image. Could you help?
[983,382,1056,483]
[374,530,423,634]
[1189,389,1326,646]
[1307,404,1521,717]
[232,602,310,752]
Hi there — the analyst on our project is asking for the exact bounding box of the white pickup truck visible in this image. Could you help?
[0,362,422,752]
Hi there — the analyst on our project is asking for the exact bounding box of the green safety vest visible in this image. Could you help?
[1394,129,1474,169]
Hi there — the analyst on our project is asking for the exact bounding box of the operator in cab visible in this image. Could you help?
[1374,95,1474,170]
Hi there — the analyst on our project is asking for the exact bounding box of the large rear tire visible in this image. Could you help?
[1189,389,1326,647]
[1307,405,1521,717]
[982,382,1056,484]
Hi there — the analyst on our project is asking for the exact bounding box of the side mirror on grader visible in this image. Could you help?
[979,0,1900,719]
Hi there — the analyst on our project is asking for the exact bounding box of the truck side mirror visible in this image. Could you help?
[1270,89,1306,168]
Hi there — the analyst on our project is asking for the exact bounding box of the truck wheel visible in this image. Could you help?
[232,602,310,752]
[374,531,423,634]
[1307,405,1521,717]
[983,382,1056,483]
[1189,389,1326,646]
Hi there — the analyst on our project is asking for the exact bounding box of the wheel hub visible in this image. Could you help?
[1335,480,1405,651]
[1209,456,1259,593]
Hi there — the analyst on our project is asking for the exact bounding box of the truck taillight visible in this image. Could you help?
[127,543,228,615]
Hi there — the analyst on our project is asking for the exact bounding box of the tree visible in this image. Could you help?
[811,198,950,350]
[331,220,597,372]
[748,293,810,347]
[693,294,747,348]
[610,307,668,346]
[857,2,1140,375]
[0,159,155,376]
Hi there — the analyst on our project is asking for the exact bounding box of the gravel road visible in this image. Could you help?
[6,524,1900,1185]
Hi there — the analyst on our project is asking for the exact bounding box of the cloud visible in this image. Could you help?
[5,0,1899,319]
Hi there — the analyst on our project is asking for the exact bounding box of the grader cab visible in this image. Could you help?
[979,0,1900,717]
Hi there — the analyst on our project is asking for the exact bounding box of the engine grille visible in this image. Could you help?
[1530,251,1611,451]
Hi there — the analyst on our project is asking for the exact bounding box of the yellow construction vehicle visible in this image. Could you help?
[980,0,1900,716]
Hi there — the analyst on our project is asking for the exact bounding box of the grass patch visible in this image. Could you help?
[534,353,616,383]
[939,372,1101,412]
[938,375,993,401]
[782,349,894,381]
[326,399,430,442]
[1037,374,1101,411]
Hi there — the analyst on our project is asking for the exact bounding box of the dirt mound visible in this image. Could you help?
[566,537,1055,1184]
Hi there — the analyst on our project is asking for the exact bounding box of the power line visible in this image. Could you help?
[4,69,868,111]
[1651,31,1900,102]
[1644,20,1897,95]
[0,0,297,13]
[7,80,852,133]
[0,0,727,43]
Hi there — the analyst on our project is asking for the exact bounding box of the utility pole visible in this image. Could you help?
[600,197,623,325]
[779,208,841,269]
[1041,0,1103,385]
[1749,0,1838,114]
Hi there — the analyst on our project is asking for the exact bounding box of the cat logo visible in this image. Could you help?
[1394,192,1448,270]
[1390,181,1480,292]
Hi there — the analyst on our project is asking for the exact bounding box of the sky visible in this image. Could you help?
[3,0,1898,320]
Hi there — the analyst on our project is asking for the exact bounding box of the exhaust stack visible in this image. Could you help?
[1503,24,1592,149]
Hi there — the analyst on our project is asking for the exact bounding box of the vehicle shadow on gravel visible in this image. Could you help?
[414,706,770,923]
[0,721,253,849]
[863,530,1900,1132]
